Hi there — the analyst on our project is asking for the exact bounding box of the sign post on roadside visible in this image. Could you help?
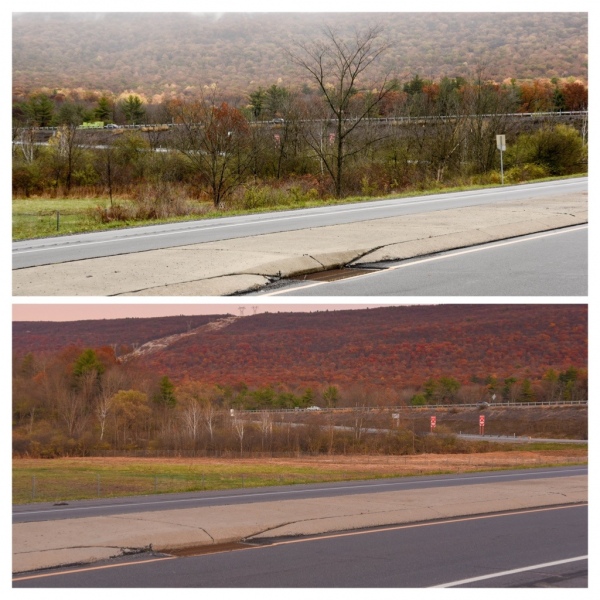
[496,135,506,184]
[430,415,436,432]
[479,414,485,435]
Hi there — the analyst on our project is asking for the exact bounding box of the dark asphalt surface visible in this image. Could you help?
[12,504,587,587]
[253,225,588,296]
[12,178,587,268]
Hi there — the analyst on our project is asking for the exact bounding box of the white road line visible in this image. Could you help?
[268,504,586,547]
[13,468,586,517]
[13,180,585,255]
[431,555,588,587]
[13,506,587,582]
[12,556,177,582]
[262,224,588,295]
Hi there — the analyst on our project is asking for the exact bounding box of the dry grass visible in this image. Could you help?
[13,449,587,504]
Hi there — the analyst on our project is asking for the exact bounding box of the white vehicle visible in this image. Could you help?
[306,406,321,411]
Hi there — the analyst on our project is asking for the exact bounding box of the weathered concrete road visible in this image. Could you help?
[12,472,587,574]
[12,187,587,296]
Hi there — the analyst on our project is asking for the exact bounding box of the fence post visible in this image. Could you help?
[32,475,36,501]
[56,211,60,231]
[97,474,101,498]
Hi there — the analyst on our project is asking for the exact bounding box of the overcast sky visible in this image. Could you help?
[12,302,408,321]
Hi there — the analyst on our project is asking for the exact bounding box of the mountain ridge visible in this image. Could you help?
[12,12,588,99]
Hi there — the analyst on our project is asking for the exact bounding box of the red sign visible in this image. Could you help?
[430,416,436,428]
[479,415,485,426]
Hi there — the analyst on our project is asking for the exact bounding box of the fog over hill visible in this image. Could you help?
[12,12,588,99]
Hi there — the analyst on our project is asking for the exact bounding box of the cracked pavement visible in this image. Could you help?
[12,475,587,573]
[12,192,587,296]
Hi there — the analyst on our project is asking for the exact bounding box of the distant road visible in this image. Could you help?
[253,225,588,296]
[12,178,587,269]
[13,466,586,524]
[13,503,587,587]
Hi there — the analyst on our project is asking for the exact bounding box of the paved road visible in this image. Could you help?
[12,178,587,269]
[253,225,588,296]
[13,504,587,587]
[13,466,586,524]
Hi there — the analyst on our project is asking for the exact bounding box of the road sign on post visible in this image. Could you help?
[430,416,436,432]
[479,414,485,435]
[496,135,506,185]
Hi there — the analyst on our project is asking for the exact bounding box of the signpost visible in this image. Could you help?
[479,414,485,435]
[430,415,437,432]
[496,135,506,184]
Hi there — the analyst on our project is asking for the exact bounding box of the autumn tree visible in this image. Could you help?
[461,67,518,174]
[112,389,151,448]
[289,24,393,197]
[561,81,587,111]
[169,89,252,207]
[46,124,89,193]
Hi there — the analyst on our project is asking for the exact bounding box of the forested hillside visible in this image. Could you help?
[13,12,587,99]
[141,305,587,389]
[12,305,587,457]
[13,305,587,390]
[12,314,230,355]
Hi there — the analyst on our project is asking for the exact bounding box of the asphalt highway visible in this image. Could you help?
[12,178,587,269]
[254,225,588,296]
[13,466,587,524]
[13,503,587,587]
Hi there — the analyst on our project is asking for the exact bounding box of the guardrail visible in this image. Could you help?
[233,401,587,414]
[26,111,588,132]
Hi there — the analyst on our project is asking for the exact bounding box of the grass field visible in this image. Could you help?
[12,448,587,504]
[13,178,574,241]
[12,197,215,240]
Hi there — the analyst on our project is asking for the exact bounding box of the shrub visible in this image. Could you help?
[92,182,206,222]
[505,163,549,183]
[506,125,586,176]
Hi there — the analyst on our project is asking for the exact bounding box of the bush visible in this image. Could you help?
[505,163,549,183]
[506,125,586,176]
[92,182,206,222]
[233,178,320,210]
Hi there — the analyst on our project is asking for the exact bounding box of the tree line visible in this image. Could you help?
[13,26,588,209]
[12,346,587,458]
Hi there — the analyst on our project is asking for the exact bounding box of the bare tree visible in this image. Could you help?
[47,124,87,193]
[232,417,245,456]
[168,88,252,207]
[289,24,393,197]
[203,402,219,445]
[96,368,125,441]
[14,125,38,164]
[259,412,273,452]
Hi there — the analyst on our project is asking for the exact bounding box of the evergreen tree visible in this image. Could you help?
[120,95,145,125]
[95,95,113,122]
[154,375,177,408]
[25,94,55,126]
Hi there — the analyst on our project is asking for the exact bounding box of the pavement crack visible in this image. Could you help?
[305,254,326,268]
[111,514,216,542]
